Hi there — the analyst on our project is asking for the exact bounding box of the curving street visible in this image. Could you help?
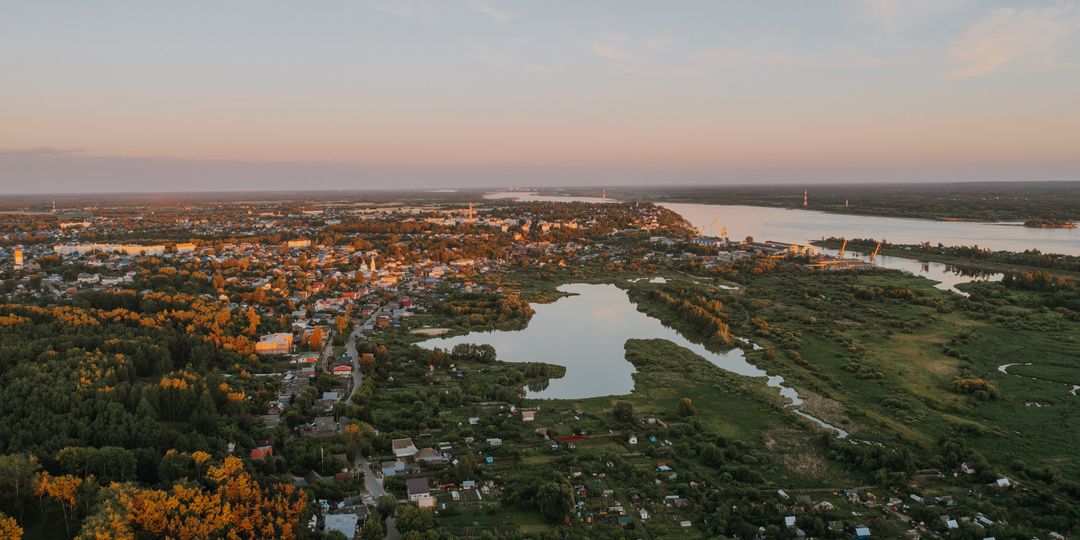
[344,312,400,539]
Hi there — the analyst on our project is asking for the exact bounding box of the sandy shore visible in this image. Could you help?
[410,328,450,336]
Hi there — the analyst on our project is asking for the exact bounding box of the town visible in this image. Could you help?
[0,194,1077,540]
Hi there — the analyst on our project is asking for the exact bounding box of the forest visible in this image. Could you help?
[0,289,316,538]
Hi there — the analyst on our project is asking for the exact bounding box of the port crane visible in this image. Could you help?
[871,239,884,261]
[710,219,729,242]
[838,238,847,259]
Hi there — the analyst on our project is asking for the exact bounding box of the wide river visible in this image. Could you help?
[487,192,1080,256]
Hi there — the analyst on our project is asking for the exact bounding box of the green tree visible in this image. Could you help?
[701,443,722,468]
[376,494,398,520]
[612,401,635,423]
[396,506,434,533]
[360,516,383,540]
[456,452,477,478]
[0,454,40,524]
[536,481,574,522]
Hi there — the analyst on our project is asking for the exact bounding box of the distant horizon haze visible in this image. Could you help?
[0,150,1077,194]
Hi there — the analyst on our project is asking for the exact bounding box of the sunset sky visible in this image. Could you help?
[2,1,1079,192]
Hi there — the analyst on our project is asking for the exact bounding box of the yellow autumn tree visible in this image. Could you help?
[306,327,323,351]
[245,307,260,336]
[77,456,308,540]
[0,512,23,540]
[35,472,89,538]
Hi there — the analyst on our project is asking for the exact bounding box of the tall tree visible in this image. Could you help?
[0,454,40,524]
[360,516,383,540]
[613,401,635,423]
[535,481,574,522]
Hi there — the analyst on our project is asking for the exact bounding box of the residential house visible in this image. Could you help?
[392,438,418,458]
[416,447,446,464]
[407,478,433,506]
[255,333,293,354]
[324,514,358,539]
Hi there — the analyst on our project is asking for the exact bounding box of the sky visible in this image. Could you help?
[1,0,1079,193]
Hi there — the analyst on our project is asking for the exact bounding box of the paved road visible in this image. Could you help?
[345,310,400,539]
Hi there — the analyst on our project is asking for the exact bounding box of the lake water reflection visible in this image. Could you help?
[426,283,773,400]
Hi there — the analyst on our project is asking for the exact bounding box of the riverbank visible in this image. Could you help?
[529,181,1080,225]
[811,238,1080,282]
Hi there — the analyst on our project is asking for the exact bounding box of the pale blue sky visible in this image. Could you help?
[1,1,1079,192]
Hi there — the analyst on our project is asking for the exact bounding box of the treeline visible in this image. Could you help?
[0,453,308,540]
[641,182,1080,223]
[0,292,282,461]
[829,237,1080,274]
[433,292,535,330]
[1001,270,1075,292]
[645,288,731,344]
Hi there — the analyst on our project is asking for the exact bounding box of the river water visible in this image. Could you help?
[487,192,1080,256]
[816,247,1002,295]
[486,191,1072,293]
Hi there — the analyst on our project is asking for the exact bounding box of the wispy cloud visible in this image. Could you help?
[690,47,898,68]
[475,49,550,72]
[602,63,711,79]
[591,43,633,60]
[859,0,976,32]
[0,147,83,157]
[690,47,803,67]
[457,0,511,23]
[946,4,1080,79]
[367,0,437,20]
[590,34,634,60]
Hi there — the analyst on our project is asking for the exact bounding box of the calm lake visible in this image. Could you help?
[426,283,788,401]
[424,283,847,435]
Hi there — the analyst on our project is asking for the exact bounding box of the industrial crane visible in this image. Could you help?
[710,219,729,242]
[838,238,847,259]
[871,239,884,261]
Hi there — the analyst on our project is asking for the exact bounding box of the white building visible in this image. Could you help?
[392,438,418,458]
